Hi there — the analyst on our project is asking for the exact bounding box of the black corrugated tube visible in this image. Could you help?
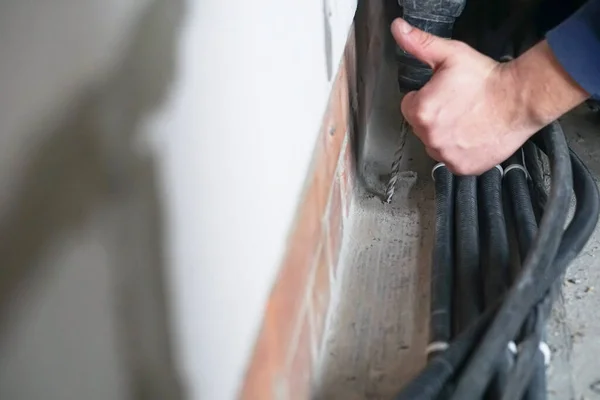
[450,122,573,399]
[504,152,538,257]
[393,120,600,400]
[454,175,482,333]
[478,165,511,400]
[479,166,510,312]
[428,164,455,360]
[502,151,547,400]
[523,141,548,223]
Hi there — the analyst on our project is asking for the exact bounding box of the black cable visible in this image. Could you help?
[523,344,548,400]
[504,152,538,257]
[523,141,548,222]
[478,166,511,400]
[500,301,547,400]
[450,121,573,399]
[393,121,599,400]
[429,164,455,360]
[454,176,482,333]
[520,141,600,400]
[393,307,496,400]
[479,166,510,306]
[531,137,598,281]
[522,312,550,400]
[503,150,547,400]
[500,281,558,400]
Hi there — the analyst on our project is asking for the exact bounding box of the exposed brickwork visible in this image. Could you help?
[239,1,386,397]
[340,136,356,221]
[309,243,332,361]
[285,311,313,400]
[326,177,343,273]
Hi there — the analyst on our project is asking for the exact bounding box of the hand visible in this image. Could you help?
[391,18,589,175]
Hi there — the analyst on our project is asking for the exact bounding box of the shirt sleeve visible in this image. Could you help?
[546,0,600,99]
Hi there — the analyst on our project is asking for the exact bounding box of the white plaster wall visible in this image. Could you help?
[148,1,356,398]
[0,0,357,399]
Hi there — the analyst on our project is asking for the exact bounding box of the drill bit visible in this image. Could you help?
[385,118,410,203]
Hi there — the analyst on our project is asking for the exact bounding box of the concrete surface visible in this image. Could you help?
[549,107,600,400]
[316,43,600,399]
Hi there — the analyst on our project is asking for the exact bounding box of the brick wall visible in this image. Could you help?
[239,1,387,398]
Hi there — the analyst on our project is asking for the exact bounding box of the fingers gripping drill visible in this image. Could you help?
[385,0,467,203]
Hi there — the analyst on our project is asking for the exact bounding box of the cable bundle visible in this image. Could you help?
[394,121,599,399]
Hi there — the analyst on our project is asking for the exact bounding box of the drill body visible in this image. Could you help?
[396,0,467,91]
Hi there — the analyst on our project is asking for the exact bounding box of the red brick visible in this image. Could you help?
[240,324,277,400]
[286,312,313,400]
[322,60,350,186]
[327,176,343,275]
[240,175,323,399]
[310,244,332,358]
[340,138,355,220]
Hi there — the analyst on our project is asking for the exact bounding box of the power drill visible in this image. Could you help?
[385,0,467,203]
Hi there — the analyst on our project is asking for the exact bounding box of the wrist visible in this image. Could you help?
[504,40,589,130]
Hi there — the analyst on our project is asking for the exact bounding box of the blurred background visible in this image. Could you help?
[0,0,358,399]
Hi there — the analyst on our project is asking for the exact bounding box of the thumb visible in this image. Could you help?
[391,18,454,69]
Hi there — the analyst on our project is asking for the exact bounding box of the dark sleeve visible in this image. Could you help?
[546,0,600,99]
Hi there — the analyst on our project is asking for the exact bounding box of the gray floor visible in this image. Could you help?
[316,51,600,400]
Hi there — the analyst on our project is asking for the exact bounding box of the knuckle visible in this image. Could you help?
[436,148,450,159]
[400,96,414,120]
[453,165,469,175]
[452,162,474,176]
[424,133,443,149]
[415,102,436,126]
[417,32,437,50]
[436,149,453,166]
[448,40,470,53]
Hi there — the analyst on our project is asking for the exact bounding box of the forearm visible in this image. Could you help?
[501,0,600,133]
[506,40,589,131]
[546,0,600,99]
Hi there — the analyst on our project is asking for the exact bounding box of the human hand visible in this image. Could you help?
[391,18,588,175]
